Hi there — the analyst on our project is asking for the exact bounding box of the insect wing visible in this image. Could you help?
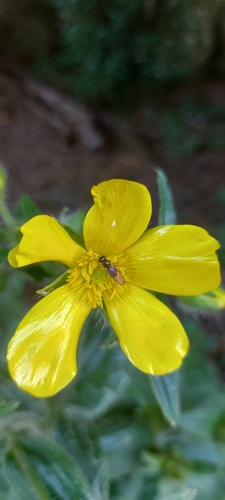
[113,270,125,285]
[108,265,125,285]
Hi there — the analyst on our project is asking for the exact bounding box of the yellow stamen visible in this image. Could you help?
[67,249,127,308]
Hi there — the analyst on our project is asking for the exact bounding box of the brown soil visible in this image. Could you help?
[0,72,224,235]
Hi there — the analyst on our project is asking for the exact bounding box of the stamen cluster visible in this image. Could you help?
[67,249,126,308]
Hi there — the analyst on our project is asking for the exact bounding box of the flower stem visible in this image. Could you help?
[0,198,15,228]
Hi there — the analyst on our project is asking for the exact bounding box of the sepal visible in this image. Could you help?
[178,287,225,312]
[36,271,69,296]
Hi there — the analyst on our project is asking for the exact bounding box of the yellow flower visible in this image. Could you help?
[7,179,220,397]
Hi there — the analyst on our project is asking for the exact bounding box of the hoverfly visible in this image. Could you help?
[99,256,125,285]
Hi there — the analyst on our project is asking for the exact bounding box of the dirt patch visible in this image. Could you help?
[0,72,224,234]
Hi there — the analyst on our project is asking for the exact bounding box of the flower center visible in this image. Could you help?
[67,249,127,308]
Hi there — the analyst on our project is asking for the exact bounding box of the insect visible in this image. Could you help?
[99,256,125,285]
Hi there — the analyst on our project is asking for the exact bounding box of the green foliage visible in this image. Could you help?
[150,371,180,427]
[150,169,180,426]
[215,188,225,267]
[1,301,225,499]
[2,0,225,105]
[5,435,97,500]
[178,288,225,311]
[156,98,225,159]
[13,194,41,221]
[32,0,223,105]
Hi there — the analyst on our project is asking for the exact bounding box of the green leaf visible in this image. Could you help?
[180,405,220,439]
[149,371,180,426]
[59,221,86,249]
[60,209,86,234]
[157,429,221,467]
[153,170,180,426]
[13,195,41,221]
[0,269,9,290]
[0,248,8,265]
[57,416,110,499]
[0,227,7,241]
[5,450,49,500]
[21,264,52,282]
[156,168,176,225]
[0,401,20,418]
[21,261,67,282]
[159,489,198,500]
[5,435,97,500]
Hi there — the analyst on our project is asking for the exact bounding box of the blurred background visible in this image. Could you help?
[0,0,225,229]
[1,2,225,499]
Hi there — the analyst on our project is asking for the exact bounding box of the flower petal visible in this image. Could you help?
[8,215,85,268]
[104,284,189,375]
[7,285,91,397]
[83,179,152,255]
[124,225,220,295]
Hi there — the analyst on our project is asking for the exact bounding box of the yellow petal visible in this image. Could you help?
[83,179,151,255]
[8,215,85,268]
[104,284,189,375]
[8,245,20,267]
[124,225,220,295]
[7,285,91,397]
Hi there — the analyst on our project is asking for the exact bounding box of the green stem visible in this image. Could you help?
[0,198,14,228]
